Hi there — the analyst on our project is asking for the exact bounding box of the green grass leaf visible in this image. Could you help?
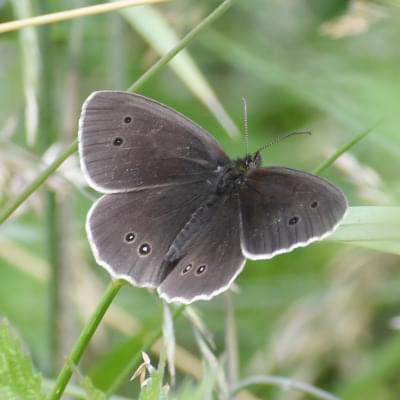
[331,206,400,255]
[313,122,380,175]
[0,319,44,400]
[121,2,239,138]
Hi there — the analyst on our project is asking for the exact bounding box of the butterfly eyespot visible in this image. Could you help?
[113,137,123,146]
[181,264,193,275]
[288,216,299,226]
[310,201,319,208]
[138,243,151,256]
[124,232,136,243]
[123,115,132,124]
[195,265,207,275]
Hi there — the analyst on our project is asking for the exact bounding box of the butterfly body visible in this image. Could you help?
[79,91,347,303]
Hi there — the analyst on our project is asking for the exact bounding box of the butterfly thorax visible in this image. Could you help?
[216,152,262,195]
[162,152,262,274]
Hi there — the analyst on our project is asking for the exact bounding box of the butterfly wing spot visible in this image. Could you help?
[124,232,136,243]
[113,137,123,146]
[288,216,300,226]
[123,115,133,124]
[138,243,151,256]
[181,263,193,275]
[310,201,319,208]
[195,264,207,275]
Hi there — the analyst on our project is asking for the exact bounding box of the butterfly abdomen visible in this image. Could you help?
[164,193,220,264]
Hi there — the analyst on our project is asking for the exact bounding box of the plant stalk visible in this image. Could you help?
[0,140,78,225]
[47,279,125,400]
[0,0,167,33]
[313,121,380,175]
[127,0,232,92]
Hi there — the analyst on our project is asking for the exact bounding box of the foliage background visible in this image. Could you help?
[0,0,400,399]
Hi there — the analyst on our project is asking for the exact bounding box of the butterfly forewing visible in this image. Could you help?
[239,167,347,259]
[79,91,229,193]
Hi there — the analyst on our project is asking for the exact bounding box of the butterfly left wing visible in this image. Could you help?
[158,192,245,303]
[239,167,347,259]
[79,91,229,193]
[87,181,213,288]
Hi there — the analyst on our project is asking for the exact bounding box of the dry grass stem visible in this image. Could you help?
[0,0,167,33]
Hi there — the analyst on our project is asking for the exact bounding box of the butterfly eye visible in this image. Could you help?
[113,137,123,146]
[195,265,207,275]
[123,115,132,124]
[138,243,151,256]
[288,216,299,226]
[310,201,319,208]
[181,264,193,275]
[124,232,136,243]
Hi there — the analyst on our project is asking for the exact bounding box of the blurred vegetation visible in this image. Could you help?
[0,0,400,399]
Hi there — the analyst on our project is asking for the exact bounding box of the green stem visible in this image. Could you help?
[0,140,78,225]
[47,279,126,400]
[38,1,61,373]
[127,0,233,93]
[47,191,60,373]
[312,121,380,176]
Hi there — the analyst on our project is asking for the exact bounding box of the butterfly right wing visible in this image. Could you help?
[79,91,229,193]
[87,181,213,287]
[239,167,347,260]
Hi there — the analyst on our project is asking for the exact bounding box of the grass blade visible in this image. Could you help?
[0,140,78,225]
[313,121,381,175]
[10,0,39,145]
[331,206,400,255]
[122,4,239,137]
[0,0,167,33]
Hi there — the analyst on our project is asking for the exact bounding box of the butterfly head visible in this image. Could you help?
[246,151,262,169]
[237,151,262,172]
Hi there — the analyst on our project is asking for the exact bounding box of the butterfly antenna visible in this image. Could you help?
[256,130,311,154]
[242,97,249,155]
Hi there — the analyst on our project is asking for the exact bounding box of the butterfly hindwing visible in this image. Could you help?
[158,192,245,303]
[239,167,347,259]
[87,181,213,287]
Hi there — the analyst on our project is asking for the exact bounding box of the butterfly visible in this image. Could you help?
[79,91,347,303]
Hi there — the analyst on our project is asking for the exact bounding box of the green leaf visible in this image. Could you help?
[0,319,44,400]
[162,302,176,385]
[331,206,400,255]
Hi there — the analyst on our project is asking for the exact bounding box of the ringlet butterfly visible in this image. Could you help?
[79,91,347,304]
